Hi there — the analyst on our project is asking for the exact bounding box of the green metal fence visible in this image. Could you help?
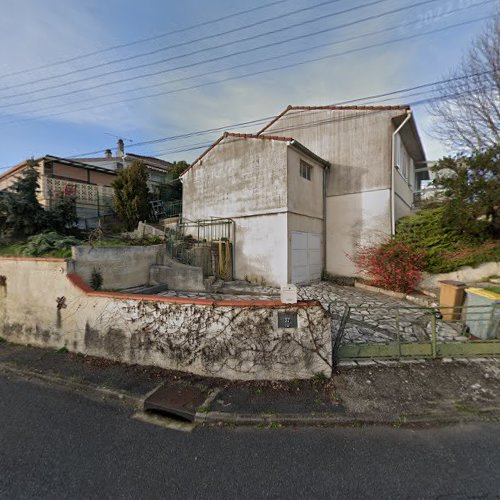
[332,302,500,364]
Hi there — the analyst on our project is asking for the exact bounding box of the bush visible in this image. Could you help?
[351,240,425,294]
[396,207,500,273]
[20,232,81,257]
[90,268,103,290]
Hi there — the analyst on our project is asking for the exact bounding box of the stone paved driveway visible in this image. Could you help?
[298,282,466,344]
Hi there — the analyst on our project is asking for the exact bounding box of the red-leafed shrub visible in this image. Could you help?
[350,240,425,294]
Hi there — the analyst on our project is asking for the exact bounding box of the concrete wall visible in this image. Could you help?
[261,108,420,277]
[233,213,288,286]
[420,261,500,290]
[182,137,288,220]
[71,244,164,290]
[287,147,324,220]
[0,257,332,380]
[262,108,402,196]
[325,189,391,276]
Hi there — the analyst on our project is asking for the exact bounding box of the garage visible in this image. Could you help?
[291,231,322,284]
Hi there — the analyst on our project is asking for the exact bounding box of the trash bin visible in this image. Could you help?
[464,288,500,340]
[439,280,466,320]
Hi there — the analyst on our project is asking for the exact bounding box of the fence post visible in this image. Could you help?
[396,309,401,359]
[431,312,437,358]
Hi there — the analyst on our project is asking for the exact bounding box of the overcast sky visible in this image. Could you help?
[0,0,495,169]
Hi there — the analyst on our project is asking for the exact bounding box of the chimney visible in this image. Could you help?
[116,138,124,159]
[105,148,112,159]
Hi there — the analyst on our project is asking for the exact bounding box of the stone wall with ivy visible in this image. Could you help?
[0,257,331,380]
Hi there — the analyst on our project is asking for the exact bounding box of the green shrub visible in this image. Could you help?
[90,268,103,290]
[20,232,81,257]
[395,208,499,273]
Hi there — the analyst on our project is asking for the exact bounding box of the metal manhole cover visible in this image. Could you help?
[144,382,210,422]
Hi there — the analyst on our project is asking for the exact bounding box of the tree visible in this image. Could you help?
[429,13,500,151]
[160,160,188,202]
[431,145,500,239]
[48,194,78,233]
[112,160,150,230]
[0,164,47,240]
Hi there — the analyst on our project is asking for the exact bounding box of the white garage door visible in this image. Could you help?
[291,231,322,284]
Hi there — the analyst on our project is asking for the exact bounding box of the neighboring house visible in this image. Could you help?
[0,155,116,225]
[181,132,329,286]
[181,105,429,285]
[74,139,175,199]
[0,139,175,227]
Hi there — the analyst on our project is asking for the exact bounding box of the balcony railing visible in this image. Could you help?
[45,177,113,208]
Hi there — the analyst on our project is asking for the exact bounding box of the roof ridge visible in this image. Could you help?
[224,132,293,142]
[256,104,410,135]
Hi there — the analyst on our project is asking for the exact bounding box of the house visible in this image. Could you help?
[181,132,329,286]
[0,139,175,227]
[181,105,429,285]
[73,139,175,199]
[0,155,116,225]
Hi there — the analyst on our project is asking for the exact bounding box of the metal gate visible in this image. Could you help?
[329,302,500,367]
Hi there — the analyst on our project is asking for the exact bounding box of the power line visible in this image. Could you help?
[0,0,292,81]
[67,71,490,158]
[0,0,422,102]
[0,77,490,172]
[3,0,487,121]
[0,14,487,126]
[0,0,343,93]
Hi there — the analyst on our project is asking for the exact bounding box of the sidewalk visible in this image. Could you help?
[1,340,499,427]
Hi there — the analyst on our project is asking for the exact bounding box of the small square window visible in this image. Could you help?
[300,160,312,181]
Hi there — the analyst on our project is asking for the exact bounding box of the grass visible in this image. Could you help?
[485,286,500,294]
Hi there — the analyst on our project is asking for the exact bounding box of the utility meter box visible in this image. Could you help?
[280,284,298,304]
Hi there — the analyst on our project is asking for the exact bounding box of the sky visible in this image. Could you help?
[0,0,496,170]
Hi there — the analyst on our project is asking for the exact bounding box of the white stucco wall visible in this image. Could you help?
[233,213,288,286]
[182,138,326,286]
[287,147,324,220]
[325,189,391,276]
[261,108,423,277]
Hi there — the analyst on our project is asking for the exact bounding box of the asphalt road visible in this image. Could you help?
[0,373,499,500]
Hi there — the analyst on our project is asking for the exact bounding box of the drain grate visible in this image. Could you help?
[143,382,212,422]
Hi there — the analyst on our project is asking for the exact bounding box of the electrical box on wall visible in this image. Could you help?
[281,284,298,304]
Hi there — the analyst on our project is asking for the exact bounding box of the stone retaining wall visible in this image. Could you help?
[0,257,331,380]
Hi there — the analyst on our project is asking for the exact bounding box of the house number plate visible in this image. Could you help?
[278,311,298,328]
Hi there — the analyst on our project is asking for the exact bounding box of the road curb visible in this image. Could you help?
[195,409,500,427]
[0,362,143,408]
[2,360,499,428]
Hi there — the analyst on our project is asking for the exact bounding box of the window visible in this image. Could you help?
[394,135,413,184]
[300,160,313,181]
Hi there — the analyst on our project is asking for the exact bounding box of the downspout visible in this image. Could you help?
[391,110,412,235]
[323,163,330,278]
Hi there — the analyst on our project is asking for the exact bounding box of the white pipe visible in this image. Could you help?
[391,110,412,235]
